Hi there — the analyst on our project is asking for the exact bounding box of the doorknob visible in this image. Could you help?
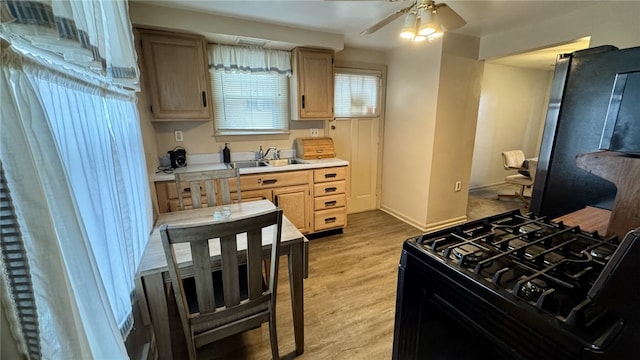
[330,125,336,130]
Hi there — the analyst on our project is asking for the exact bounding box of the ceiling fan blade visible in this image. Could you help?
[434,3,466,30]
[361,4,415,35]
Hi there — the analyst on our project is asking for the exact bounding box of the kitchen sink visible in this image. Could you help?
[268,158,303,166]
[229,160,269,169]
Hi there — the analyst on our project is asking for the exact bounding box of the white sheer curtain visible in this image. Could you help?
[210,44,291,75]
[0,0,150,357]
[1,0,139,88]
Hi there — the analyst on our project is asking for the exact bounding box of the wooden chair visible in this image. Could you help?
[175,168,241,210]
[160,208,283,360]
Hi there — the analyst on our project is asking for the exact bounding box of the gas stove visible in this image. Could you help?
[393,209,640,360]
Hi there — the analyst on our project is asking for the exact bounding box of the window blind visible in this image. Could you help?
[334,71,380,118]
[212,71,289,134]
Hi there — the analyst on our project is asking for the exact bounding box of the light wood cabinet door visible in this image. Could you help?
[273,185,311,234]
[290,48,334,120]
[139,29,211,120]
[232,189,273,203]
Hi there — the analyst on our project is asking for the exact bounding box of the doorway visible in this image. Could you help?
[329,66,386,213]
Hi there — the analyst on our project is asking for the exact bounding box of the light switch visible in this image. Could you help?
[175,131,183,142]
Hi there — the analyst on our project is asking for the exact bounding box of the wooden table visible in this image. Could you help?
[576,151,640,240]
[135,200,307,359]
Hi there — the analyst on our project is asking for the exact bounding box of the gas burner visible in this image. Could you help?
[590,245,614,262]
[452,243,486,265]
[519,224,543,239]
[519,278,548,301]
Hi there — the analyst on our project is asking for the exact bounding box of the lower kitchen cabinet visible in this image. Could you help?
[155,166,348,235]
[273,185,311,233]
[312,166,348,232]
[231,171,312,233]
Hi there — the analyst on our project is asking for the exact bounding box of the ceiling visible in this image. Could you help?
[133,0,599,69]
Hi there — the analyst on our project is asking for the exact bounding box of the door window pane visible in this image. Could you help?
[334,72,380,117]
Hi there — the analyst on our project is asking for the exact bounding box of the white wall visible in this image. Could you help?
[381,33,482,231]
[381,41,442,229]
[480,1,640,60]
[470,64,553,188]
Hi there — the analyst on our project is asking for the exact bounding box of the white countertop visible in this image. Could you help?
[153,157,349,182]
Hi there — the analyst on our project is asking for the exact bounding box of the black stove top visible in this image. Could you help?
[395,209,640,359]
[409,210,635,335]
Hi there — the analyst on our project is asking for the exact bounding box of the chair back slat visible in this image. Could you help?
[220,234,241,307]
[190,240,216,313]
[246,228,264,299]
[176,168,240,210]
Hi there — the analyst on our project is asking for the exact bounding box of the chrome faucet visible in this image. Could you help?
[257,144,264,160]
[261,146,279,160]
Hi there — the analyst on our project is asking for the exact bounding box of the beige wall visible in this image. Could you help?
[470,64,553,188]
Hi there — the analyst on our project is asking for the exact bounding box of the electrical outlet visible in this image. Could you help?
[310,128,319,137]
[455,181,462,192]
[174,131,183,142]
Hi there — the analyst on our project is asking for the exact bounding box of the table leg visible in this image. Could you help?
[289,242,305,355]
[143,272,173,360]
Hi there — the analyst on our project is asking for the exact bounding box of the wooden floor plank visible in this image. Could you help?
[168,187,528,359]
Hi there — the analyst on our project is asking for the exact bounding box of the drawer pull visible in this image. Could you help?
[184,187,191,193]
[324,217,337,224]
[262,179,278,185]
[324,200,337,207]
[324,173,337,178]
[324,187,337,193]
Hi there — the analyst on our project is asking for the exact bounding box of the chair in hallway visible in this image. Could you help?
[498,150,537,206]
[175,168,241,210]
[160,208,283,360]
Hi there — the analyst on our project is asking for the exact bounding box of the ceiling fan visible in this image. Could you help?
[361,0,466,41]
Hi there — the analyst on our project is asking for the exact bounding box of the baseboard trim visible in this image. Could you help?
[469,181,507,192]
[379,206,467,233]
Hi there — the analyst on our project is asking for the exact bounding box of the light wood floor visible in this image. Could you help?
[168,185,526,359]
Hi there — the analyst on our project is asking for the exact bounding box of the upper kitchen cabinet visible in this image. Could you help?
[138,29,212,121]
[290,48,334,120]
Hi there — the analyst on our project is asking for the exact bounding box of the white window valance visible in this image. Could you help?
[0,0,139,88]
[209,44,291,76]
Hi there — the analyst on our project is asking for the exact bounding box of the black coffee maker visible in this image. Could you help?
[167,146,187,168]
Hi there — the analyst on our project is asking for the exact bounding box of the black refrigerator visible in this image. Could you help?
[530,45,640,219]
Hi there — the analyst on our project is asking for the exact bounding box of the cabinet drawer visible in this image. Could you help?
[314,208,346,231]
[314,180,345,197]
[232,170,311,191]
[314,166,346,183]
[314,194,346,210]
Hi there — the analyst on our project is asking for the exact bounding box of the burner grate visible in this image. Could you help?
[413,209,621,326]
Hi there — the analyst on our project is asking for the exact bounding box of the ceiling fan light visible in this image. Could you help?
[412,34,427,42]
[400,13,417,39]
[418,11,440,36]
